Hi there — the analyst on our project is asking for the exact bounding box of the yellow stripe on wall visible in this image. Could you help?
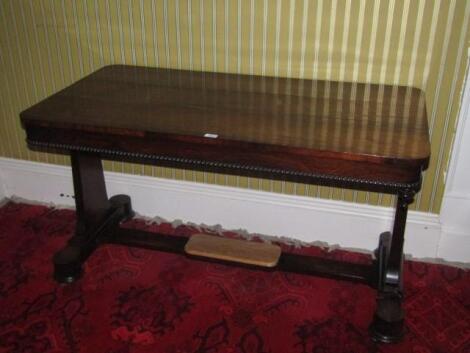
[0,0,469,214]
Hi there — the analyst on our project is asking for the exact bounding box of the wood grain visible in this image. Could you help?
[20,65,431,185]
[185,234,281,268]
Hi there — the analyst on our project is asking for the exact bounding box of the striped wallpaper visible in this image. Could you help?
[0,0,469,214]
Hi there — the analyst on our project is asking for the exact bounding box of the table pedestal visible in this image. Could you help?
[54,151,413,343]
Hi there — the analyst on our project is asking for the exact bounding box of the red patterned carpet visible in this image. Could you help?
[0,201,469,353]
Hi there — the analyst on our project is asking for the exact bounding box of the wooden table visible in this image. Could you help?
[20,65,430,343]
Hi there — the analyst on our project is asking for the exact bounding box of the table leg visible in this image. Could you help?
[53,151,134,283]
[369,190,414,343]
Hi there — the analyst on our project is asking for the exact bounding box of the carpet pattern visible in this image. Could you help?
[0,201,468,353]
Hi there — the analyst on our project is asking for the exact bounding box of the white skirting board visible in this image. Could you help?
[439,193,470,262]
[0,170,5,202]
[1,156,467,263]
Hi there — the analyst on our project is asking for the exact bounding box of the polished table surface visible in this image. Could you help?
[21,65,430,187]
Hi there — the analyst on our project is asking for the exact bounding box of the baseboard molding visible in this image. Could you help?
[438,193,470,262]
[0,157,453,261]
[437,230,470,262]
[0,166,6,201]
[440,193,470,235]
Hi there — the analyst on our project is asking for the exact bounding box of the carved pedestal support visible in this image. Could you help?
[369,190,415,343]
[53,151,134,283]
[53,151,419,344]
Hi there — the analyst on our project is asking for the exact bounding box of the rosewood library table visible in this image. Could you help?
[20,65,430,343]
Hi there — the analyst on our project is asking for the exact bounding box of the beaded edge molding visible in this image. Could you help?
[26,139,421,193]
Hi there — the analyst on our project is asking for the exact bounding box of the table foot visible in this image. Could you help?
[371,235,405,343]
[369,297,405,343]
[53,245,83,283]
[53,194,134,284]
[369,318,405,344]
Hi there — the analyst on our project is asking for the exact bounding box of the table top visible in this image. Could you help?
[21,65,430,187]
